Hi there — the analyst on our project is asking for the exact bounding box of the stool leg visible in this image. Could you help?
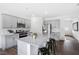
[38,51,39,55]
[38,51,41,55]
[53,44,56,55]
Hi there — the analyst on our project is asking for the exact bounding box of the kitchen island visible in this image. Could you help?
[17,35,49,55]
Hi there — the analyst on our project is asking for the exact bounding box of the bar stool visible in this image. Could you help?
[49,38,56,47]
[49,38,56,54]
[38,47,49,55]
[46,41,52,55]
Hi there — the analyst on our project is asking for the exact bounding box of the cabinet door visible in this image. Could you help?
[17,40,30,55]
[2,14,17,28]
[11,16,17,28]
[6,35,17,48]
[25,20,31,28]
[2,14,11,28]
[17,18,25,24]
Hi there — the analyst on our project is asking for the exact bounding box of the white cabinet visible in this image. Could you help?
[17,40,30,55]
[11,17,17,28]
[5,35,17,48]
[0,34,18,50]
[1,34,19,50]
[17,40,39,55]
[25,20,31,29]
[17,17,30,29]
[2,14,31,29]
[2,14,17,28]
[17,18,25,24]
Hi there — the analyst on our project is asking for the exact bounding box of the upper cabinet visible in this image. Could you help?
[17,17,25,24]
[25,19,31,29]
[17,17,30,29]
[2,14,30,29]
[2,14,17,28]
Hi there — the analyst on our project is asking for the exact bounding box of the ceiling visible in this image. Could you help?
[0,3,79,19]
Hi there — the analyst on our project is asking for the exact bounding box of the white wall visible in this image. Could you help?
[72,18,79,41]
[60,17,72,39]
[60,17,73,40]
[31,16,43,35]
[45,17,73,40]
[0,12,8,49]
[0,12,3,49]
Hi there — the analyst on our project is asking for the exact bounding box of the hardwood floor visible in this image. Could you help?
[56,36,79,55]
[0,36,79,55]
[0,47,17,55]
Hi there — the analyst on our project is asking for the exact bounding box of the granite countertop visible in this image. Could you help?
[18,35,49,47]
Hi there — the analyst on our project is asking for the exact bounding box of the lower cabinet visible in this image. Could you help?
[17,40,30,55]
[5,35,17,49]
